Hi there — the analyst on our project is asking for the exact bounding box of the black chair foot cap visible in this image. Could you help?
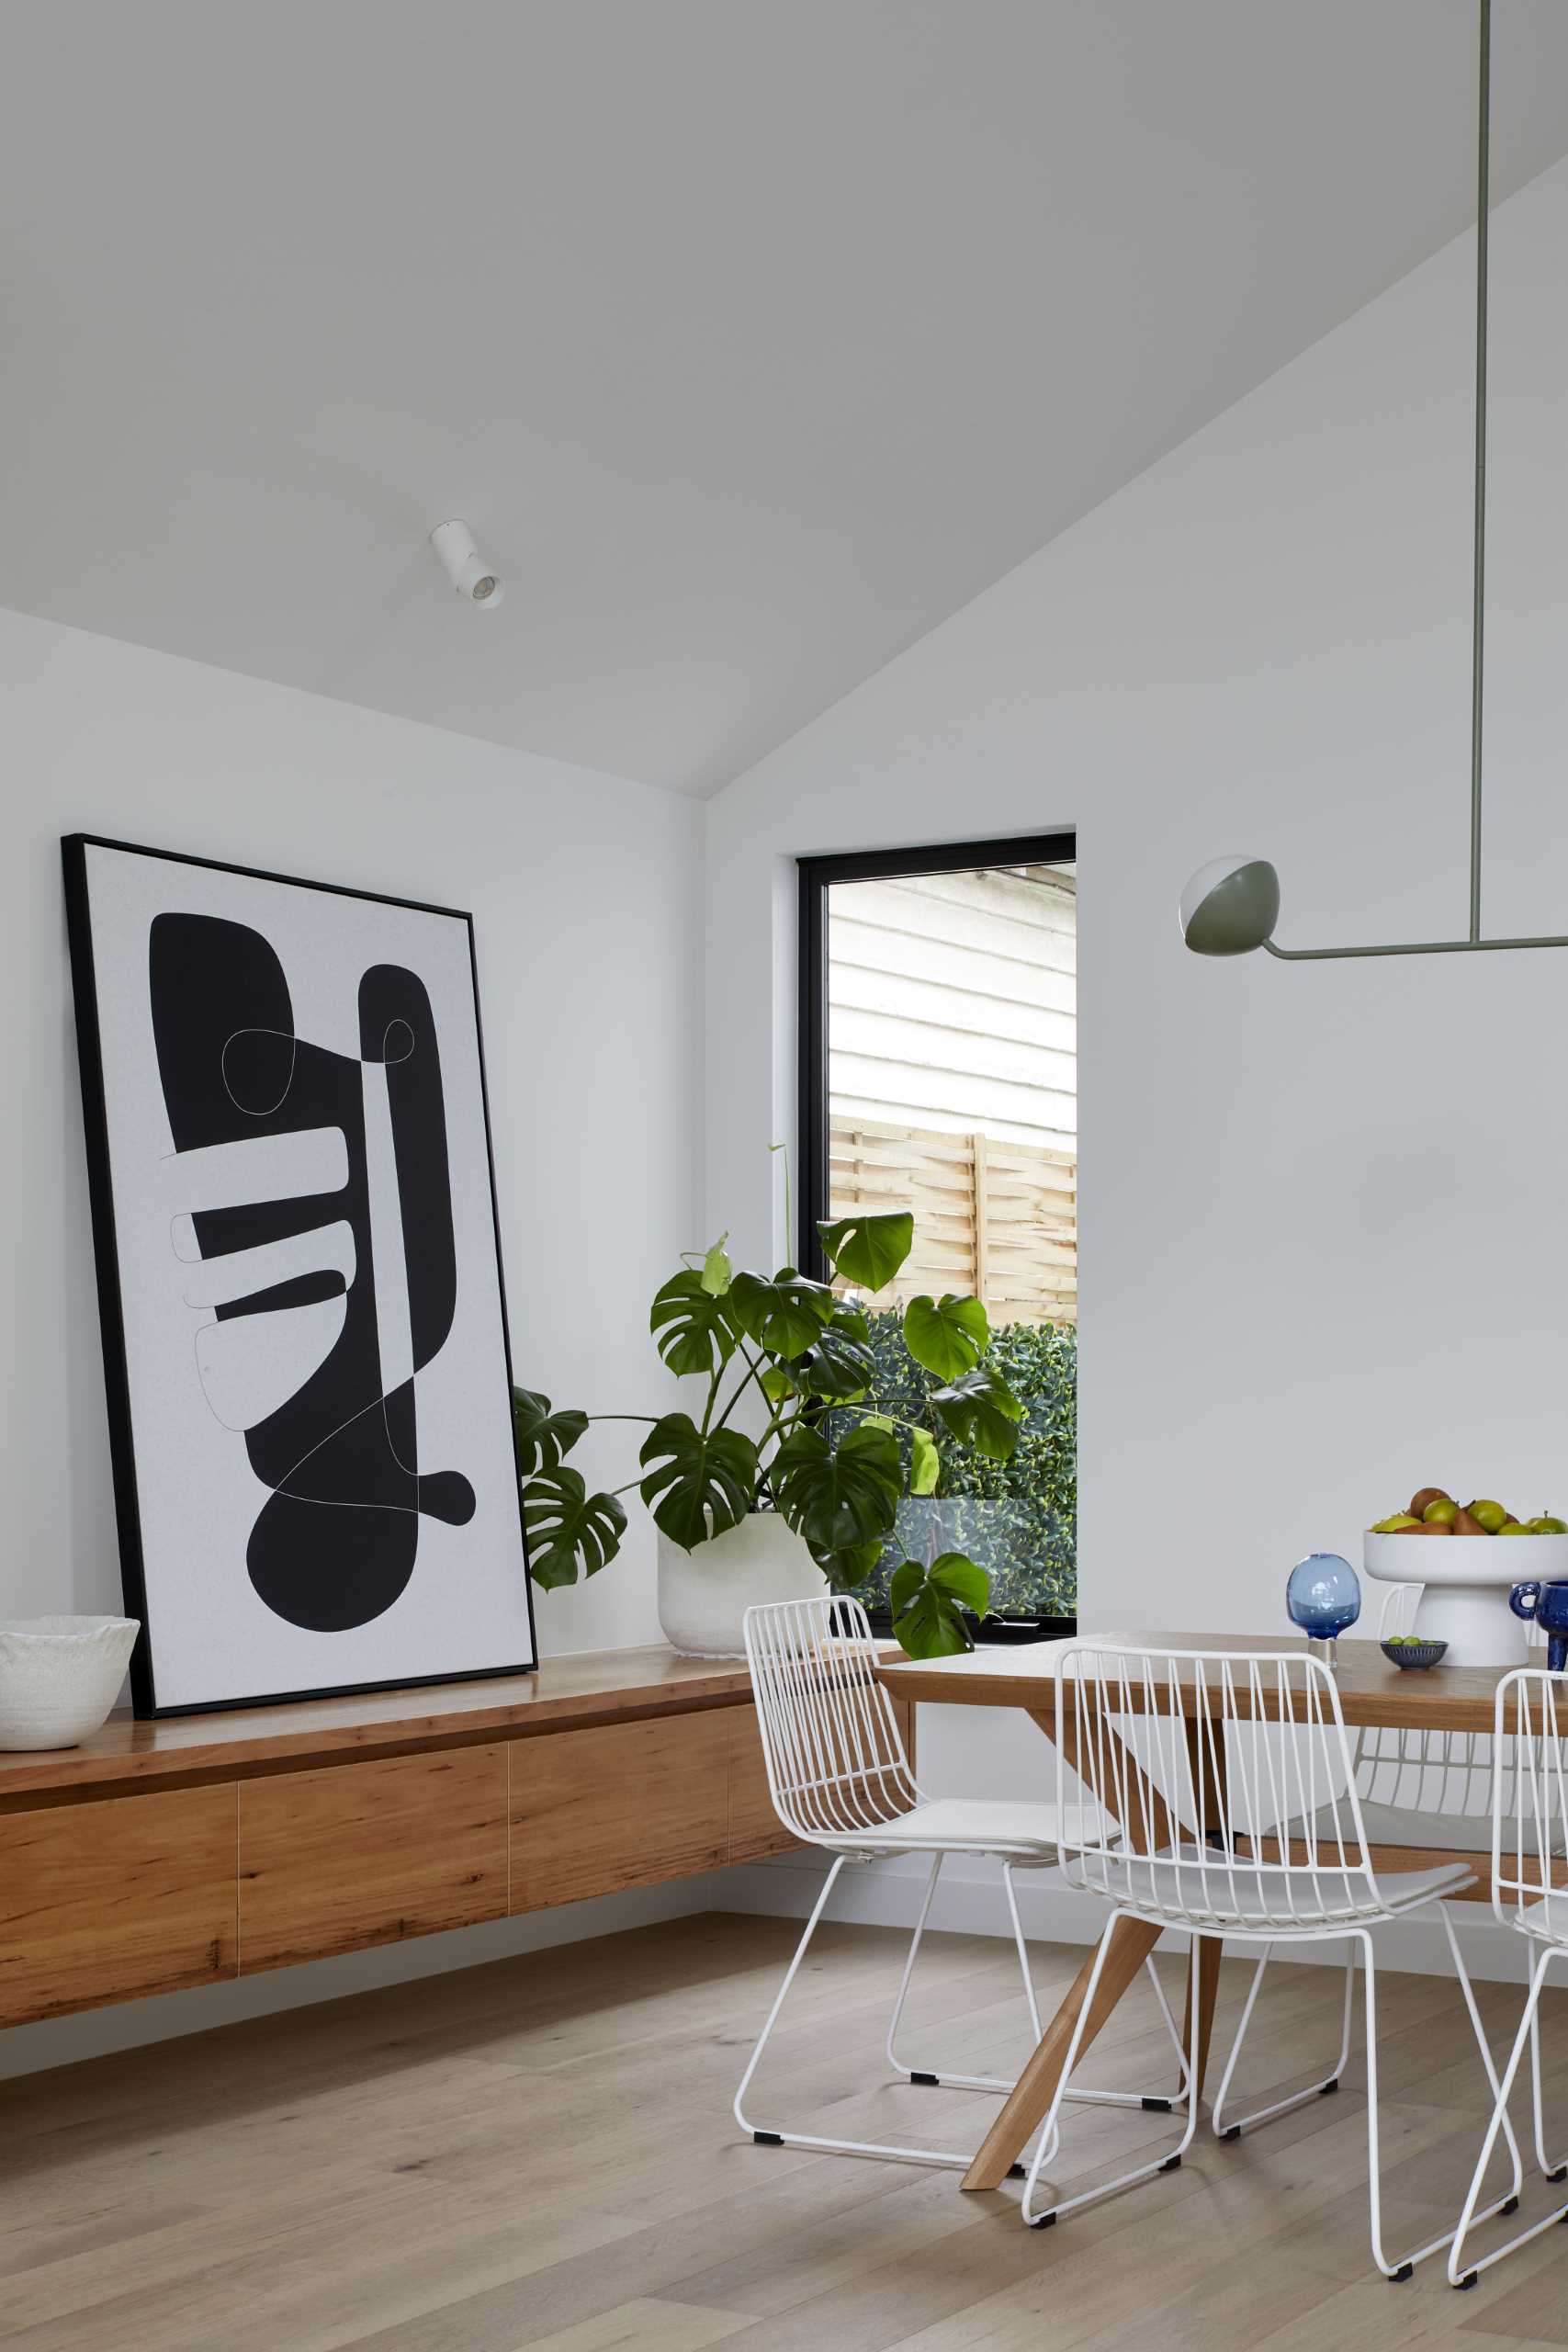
[1455,2272,1478,2290]
[1221,2123,1242,2142]
[1030,2211,1058,2229]
[1320,2078,1340,2097]
[1550,2165,1568,2183]
[753,2131,784,2146]
[909,2071,940,2086]
[1141,2097,1173,2112]
[1501,2196,1520,2216]
[1389,2264,1415,2284]
[1158,2154,1182,2173]
[1008,2163,1027,2180]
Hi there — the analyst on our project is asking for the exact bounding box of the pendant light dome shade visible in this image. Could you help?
[1179,856,1280,956]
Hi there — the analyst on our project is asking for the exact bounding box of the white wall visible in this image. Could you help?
[705,158,1568,1962]
[1,605,702,1658]
[708,153,1568,1644]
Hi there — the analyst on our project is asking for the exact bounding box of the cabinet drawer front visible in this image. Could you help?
[0,1784,237,2025]
[727,1695,914,1864]
[511,1708,730,1911]
[727,1707,797,1863]
[239,1745,507,1973]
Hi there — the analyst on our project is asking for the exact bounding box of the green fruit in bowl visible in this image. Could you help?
[1528,1515,1568,1535]
[1371,1513,1423,1533]
[1469,1499,1507,1533]
[1423,1498,1460,1526]
[1499,1521,1532,1535]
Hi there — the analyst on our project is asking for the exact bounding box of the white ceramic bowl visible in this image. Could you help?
[0,1616,139,1750]
[1363,1532,1568,1667]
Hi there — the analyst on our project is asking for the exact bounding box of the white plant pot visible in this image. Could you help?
[1363,1532,1568,1668]
[0,1616,139,1750]
[657,1515,827,1659]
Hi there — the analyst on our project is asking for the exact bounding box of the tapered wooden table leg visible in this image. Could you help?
[1184,1933,1224,2100]
[1180,1711,1227,2099]
[962,1912,1166,2188]
[962,1693,1183,2191]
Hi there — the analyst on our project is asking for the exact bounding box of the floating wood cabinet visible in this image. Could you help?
[0,1783,237,2027]
[512,1707,732,1911]
[0,1646,908,2033]
[240,1745,508,1973]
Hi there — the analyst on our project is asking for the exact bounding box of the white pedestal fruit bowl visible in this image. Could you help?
[1362,1532,1568,1668]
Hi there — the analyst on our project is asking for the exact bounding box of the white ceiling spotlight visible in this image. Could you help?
[430,519,504,608]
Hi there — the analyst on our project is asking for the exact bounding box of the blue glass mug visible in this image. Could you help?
[1509,1580,1568,1671]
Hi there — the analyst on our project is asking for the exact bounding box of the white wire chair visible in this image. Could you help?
[1025,1643,1520,2278]
[1450,1668,1568,2288]
[735,1596,1190,2177]
[1213,1580,1529,2140]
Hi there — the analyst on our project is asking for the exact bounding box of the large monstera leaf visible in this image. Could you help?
[512,1387,589,1476]
[890,1553,989,1657]
[931,1365,1024,1462]
[902,1293,989,1382]
[728,1267,835,1360]
[524,1467,627,1589]
[638,1414,760,1550]
[649,1270,739,1378]
[772,1421,900,1559]
[816,1211,913,1294]
[808,1533,886,1589]
[789,1304,874,1402]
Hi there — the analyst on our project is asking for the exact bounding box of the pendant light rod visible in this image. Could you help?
[1469,0,1489,944]
[1179,0,1568,965]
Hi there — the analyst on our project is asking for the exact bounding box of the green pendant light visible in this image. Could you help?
[1180,0,1568,964]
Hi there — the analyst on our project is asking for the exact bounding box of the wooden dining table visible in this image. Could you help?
[876,1630,1534,2192]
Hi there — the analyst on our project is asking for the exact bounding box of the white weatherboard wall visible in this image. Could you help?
[0,607,708,2075]
[706,159,1568,1980]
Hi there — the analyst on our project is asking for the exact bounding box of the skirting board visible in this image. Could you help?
[718,1847,1543,1990]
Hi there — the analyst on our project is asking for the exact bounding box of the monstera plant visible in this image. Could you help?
[514,1210,1025,1657]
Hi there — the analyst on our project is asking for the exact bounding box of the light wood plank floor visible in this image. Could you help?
[5,1911,1568,2349]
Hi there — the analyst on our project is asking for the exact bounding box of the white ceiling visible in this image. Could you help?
[4,2,1567,796]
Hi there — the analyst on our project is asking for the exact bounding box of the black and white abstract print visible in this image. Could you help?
[66,839,535,1714]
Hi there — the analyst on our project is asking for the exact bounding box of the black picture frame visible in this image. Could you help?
[63,832,537,1716]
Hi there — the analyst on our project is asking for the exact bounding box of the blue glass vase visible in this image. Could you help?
[1286,1553,1360,1667]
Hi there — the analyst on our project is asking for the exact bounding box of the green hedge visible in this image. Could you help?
[839,1312,1077,1618]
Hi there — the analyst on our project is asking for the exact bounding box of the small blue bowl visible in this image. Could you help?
[1381,1638,1448,1671]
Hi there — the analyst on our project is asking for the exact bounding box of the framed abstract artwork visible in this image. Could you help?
[62,835,536,1715]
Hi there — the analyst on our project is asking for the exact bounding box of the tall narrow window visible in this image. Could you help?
[799,835,1077,1634]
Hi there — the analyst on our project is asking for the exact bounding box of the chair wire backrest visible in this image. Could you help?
[1492,1668,1568,1933]
[743,1596,921,1849]
[1055,1644,1377,1929]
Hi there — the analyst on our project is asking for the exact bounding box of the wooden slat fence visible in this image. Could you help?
[828,1115,1077,1325]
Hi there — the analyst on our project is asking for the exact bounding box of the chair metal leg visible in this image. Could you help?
[736,1855,990,2171]
[1212,1939,1354,2141]
[1363,1910,1520,2283]
[1450,1944,1568,2288]
[1020,1913,1200,2229]
[884,1858,1190,2117]
[1529,1973,1568,2181]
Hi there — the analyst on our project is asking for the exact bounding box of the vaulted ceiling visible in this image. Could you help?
[4,2,1567,794]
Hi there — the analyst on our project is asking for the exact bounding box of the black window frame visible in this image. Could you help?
[797,830,1077,1643]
